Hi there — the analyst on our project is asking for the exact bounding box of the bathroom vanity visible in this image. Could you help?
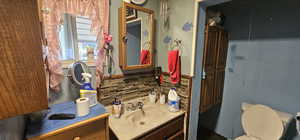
[26,102,109,140]
[108,100,185,140]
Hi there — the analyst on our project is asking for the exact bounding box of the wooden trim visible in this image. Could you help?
[190,0,200,77]
[185,76,193,140]
[119,2,155,71]
[28,113,109,140]
[167,130,184,140]
[103,70,154,80]
[123,64,153,70]
[161,72,193,79]
[106,117,109,140]
[36,0,43,21]
[123,2,154,14]
[118,7,124,68]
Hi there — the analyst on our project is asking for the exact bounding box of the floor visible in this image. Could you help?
[198,126,227,140]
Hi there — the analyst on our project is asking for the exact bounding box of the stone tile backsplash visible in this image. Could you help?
[98,72,192,111]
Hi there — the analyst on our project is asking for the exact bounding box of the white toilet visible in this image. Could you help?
[235,103,293,140]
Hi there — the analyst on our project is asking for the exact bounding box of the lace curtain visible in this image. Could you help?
[42,0,109,91]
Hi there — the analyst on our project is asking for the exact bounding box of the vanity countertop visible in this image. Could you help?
[108,102,185,140]
[26,101,108,139]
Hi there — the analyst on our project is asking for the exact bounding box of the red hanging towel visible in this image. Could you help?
[140,50,150,65]
[168,50,181,84]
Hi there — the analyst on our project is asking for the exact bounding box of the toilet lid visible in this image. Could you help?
[242,104,284,140]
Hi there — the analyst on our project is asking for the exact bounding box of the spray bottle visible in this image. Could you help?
[80,73,97,107]
[81,73,93,90]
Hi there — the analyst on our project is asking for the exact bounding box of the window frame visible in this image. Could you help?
[60,14,97,68]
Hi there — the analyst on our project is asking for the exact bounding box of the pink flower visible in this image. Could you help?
[104,33,112,44]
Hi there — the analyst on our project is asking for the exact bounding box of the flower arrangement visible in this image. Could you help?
[103,33,113,75]
[104,33,112,44]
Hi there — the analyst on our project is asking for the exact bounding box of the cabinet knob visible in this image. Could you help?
[74,137,80,140]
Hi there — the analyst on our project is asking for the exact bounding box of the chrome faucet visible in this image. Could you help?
[126,101,144,112]
[137,102,144,108]
[126,103,136,111]
[137,101,145,115]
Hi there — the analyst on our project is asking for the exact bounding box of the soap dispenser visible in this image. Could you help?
[112,97,122,118]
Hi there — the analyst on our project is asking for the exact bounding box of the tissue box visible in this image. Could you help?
[80,90,97,107]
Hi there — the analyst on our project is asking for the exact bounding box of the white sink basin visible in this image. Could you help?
[108,103,184,140]
[124,105,168,126]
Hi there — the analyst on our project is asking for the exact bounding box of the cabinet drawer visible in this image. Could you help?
[167,131,184,140]
[43,119,107,140]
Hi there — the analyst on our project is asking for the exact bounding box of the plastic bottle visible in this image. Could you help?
[168,88,180,112]
[81,73,93,90]
[80,73,97,107]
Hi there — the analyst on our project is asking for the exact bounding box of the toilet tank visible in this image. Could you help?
[241,102,293,127]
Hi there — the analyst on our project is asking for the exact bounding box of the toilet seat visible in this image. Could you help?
[235,135,259,140]
[236,104,284,140]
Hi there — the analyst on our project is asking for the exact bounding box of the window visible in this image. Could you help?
[59,14,97,66]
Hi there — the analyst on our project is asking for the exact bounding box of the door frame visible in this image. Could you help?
[188,0,230,139]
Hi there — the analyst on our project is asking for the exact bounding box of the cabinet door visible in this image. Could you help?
[200,71,215,112]
[202,27,219,72]
[43,119,108,140]
[215,30,228,104]
[200,26,228,113]
[0,0,48,119]
[200,26,219,113]
[216,30,228,69]
[214,69,225,104]
[138,115,184,140]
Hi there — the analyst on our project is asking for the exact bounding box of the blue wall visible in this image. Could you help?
[201,0,300,139]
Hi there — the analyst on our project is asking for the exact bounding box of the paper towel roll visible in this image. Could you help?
[76,97,90,117]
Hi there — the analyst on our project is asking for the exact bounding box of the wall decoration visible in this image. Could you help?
[163,36,172,44]
[143,30,149,37]
[126,8,137,21]
[160,0,169,31]
[182,22,193,32]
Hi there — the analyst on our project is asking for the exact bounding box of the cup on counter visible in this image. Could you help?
[149,91,157,103]
[159,94,166,104]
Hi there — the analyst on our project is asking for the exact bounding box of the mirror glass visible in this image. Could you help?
[71,61,89,86]
[126,8,152,66]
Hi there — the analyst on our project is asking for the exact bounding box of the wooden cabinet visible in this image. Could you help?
[200,25,228,113]
[0,0,48,119]
[109,115,184,140]
[28,115,110,140]
[137,115,184,140]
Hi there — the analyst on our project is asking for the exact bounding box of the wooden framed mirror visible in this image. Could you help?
[119,2,155,70]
